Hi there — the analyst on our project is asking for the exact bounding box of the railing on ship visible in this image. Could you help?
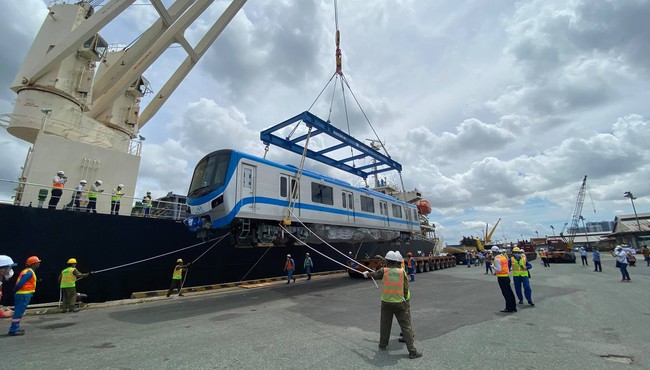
[0,178,188,221]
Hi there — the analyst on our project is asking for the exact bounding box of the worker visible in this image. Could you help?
[48,170,67,209]
[8,256,41,336]
[58,258,90,313]
[110,184,125,215]
[540,248,550,267]
[65,180,87,211]
[303,252,313,280]
[167,258,191,297]
[407,252,416,281]
[142,191,153,217]
[611,246,631,282]
[284,254,296,284]
[465,250,471,267]
[361,251,422,359]
[86,180,104,213]
[593,248,602,272]
[492,246,517,313]
[642,245,649,267]
[0,255,17,318]
[579,247,588,266]
[485,251,494,275]
[511,247,534,306]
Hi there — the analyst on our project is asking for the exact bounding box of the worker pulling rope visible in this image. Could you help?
[174,233,230,297]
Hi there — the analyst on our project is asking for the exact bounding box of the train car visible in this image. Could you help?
[183,149,421,246]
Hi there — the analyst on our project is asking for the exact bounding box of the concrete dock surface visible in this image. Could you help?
[2,254,648,369]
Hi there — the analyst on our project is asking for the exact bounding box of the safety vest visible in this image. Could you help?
[16,268,36,294]
[88,185,99,199]
[510,256,528,277]
[409,257,415,269]
[143,195,152,207]
[52,177,64,189]
[381,267,410,303]
[495,254,510,277]
[172,265,184,280]
[540,250,547,258]
[111,188,124,202]
[60,267,77,288]
[286,259,294,270]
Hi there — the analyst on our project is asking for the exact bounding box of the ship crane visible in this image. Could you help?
[5,0,246,212]
[561,175,588,247]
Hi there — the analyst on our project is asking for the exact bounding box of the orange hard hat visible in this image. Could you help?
[407,252,413,257]
[26,256,41,265]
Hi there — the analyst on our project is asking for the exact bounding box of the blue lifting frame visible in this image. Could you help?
[260,111,402,179]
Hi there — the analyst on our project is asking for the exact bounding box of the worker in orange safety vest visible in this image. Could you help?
[8,256,42,336]
[492,246,517,313]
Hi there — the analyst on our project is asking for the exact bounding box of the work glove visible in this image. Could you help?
[362,271,369,278]
[88,271,94,276]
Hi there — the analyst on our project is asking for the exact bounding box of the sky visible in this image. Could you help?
[0,0,649,246]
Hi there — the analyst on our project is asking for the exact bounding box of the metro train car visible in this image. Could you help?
[183,149,421,246]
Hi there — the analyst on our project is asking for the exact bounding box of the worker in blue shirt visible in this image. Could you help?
[8,256,41,336]
[592,249,602,272]
[407,252,416,281]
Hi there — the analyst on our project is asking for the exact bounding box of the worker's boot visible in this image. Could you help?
[8,329,25,336]
[408,350,423,359]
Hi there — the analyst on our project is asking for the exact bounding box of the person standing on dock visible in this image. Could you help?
[593,249,602,272]
[611,246,631,282]
[579,247,588,266]
[167,259,190,297]
[8,256,41,336]
[361,251,422,359]
[48,170,67,210]
[58,258,90,313]
[465,250,471,268]
[540,248,550,267]
[485,251,494,275]
[406,252,416,281]
[284,254,296,284]
[0,255,17,318]
[511,247,534,307]
[303,253,313,280]
[641,245,649,267]
[492,246,517,313]
[86,180,104,213]
[110,184,125,215]
[142,191,153,217]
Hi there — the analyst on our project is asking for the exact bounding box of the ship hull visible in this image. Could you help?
[0,204,436,304]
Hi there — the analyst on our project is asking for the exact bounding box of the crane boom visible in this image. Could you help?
[485,218,501,245]
[566,175,588,244]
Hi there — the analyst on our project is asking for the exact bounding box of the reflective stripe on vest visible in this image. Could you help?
[16,268,36,294]
[381,267,406,303]
[112,189,124,202]
[495,254,510,277]
[52,180,64,189]
[60,267,77,288]
[511,256,528,277]
[172,265,183,280]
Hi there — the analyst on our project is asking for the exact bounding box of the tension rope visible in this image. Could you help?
[175,233,231,297]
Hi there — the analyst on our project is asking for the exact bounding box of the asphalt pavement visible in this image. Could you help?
[1,254,648,369]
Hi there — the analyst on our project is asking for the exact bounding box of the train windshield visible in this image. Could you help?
[188,151,231,197]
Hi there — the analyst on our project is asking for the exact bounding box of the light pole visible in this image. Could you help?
[535,230,539,238]
[550,225,555,236]
[624,191,642,232]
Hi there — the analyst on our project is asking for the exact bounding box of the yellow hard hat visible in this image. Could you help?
[512,247,523,253]
[67,258,77,264]
[177,258,183,263]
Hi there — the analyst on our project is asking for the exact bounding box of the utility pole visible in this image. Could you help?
[624,191,642,231]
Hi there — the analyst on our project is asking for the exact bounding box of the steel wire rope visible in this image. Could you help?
[278,223,378,289]
[91,234,229,274]
[174,233,232,297]
[238,245,274,283]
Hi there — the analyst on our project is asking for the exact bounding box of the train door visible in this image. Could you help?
[342,190,355,223]
[280,174,300,216]
[379,200,389,226]
[241,164,256,212]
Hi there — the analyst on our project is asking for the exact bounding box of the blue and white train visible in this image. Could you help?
[184,149,421,245]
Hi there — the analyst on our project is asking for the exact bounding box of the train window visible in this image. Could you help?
[280,177,288,197]
[290,179,298,199]
[311,183,333,205]
[360,195,375,213]
[342,192,346,208]
[348,193,353,209]
[188,151,231,197]
[392,204,402,218]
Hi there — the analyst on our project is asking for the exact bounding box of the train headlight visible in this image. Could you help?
[211,194,224,209]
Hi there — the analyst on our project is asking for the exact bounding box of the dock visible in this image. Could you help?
[1,255,648,369]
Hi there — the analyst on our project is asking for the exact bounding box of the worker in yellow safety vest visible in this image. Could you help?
[142,191,153,217]
[86,180,104,214]
[511,247,534,306]
[59,258,90,313]
[110,184,125,215]
[362,251,422,359]
[167,258,191,297]
[492,246,517,313]
[8,256,41,336]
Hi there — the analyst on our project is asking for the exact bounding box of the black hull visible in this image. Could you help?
[0,204,435,305]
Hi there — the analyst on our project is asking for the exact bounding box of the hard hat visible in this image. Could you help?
[305,252,310,256]
[176,258,183,263]
[0,255,17,267]
[96,180,103,185]
[26,256,41,265]
[512,247,523,253]
[57,170,64,176]
[80,180,87,185]
[118,184,124,188]
[67,258,77,264]
[385,251,399,262]
[287,254,291,258]
[491,246,500,253]
[394,251,404,261]
[407,252,413,257]
[615,245,622,250]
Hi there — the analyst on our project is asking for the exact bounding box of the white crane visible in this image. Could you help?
[5,0,246,212]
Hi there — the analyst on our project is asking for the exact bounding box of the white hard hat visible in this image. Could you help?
[385,251,401,262]
[615,245,622,250]
[80,180,87,184]
[491,246,500,253]
[394,251,404,261]
[118,184,124,188]
[57,170,65,176]
[0,255,17,267]
[287,254,291,258]
[96,180,103,185]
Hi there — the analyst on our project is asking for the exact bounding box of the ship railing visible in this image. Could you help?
[0,178,188,221]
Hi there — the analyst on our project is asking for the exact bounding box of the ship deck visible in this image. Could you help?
[2,255,649,369]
